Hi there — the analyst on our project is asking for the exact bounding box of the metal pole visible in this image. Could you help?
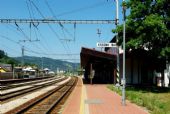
[21,46,24,66]
[90,63,93,85]
[13,68,15,79]
[41,57,44,77]
[41,57,43,70]
[115,0,120,85]
[122,0,126,106]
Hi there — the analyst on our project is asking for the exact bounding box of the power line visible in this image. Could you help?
[14,22,31,41]
[0,41,21,55]
[13,23,43,55]
[35,28,53,51]
[44,0,75,42]
[26,0,51,53]
[24,47,79,55]
[28,0,76,61]
[56,1,111,17]
[10,21,52,56]
[0,34,21,45]
[11,18,50,56]
[5,24,24,39]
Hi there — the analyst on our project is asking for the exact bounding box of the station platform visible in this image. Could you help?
[62,77,149,114]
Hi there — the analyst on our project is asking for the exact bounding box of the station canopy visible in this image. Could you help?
[80,47,116,68]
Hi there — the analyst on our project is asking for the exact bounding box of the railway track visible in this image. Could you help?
[0,76,54,85]
[0,77,67,102]
[5,76,78,114]
[1,76,58,90]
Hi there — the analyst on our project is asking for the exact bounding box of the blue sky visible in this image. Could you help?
[0,0,125,63]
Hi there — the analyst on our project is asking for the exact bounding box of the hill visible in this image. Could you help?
[13,56,80,71]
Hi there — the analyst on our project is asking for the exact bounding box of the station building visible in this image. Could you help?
[80,37,169,86]
[80,47,116,84]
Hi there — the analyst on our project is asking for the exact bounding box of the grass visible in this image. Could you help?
[107,85,170,114]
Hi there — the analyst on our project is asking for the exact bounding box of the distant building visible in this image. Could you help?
[0,67,6,72]
[0,63,12,72]
[44,68,50,74]
[22,67,36,78]
[0,63,13,79]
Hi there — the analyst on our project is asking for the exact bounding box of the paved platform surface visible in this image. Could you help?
[86,84,148,114]
[62,77,83,114]
[62,79,149,114]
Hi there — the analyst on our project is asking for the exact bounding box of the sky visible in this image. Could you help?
[0,0,125,63]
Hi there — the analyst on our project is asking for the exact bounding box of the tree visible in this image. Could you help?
[113,0,170,59]
[0,50,19,66]
[0,50,5,58]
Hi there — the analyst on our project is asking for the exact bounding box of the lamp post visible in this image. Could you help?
[122,0,126,106]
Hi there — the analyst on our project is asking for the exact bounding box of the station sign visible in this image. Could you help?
[97,42,117,47]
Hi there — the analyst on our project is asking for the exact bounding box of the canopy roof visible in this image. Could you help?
[80,47,116,68]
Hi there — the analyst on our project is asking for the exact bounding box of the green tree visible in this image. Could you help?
[113,0,170,58]
[0,49,19,66]
[0,50,5,58]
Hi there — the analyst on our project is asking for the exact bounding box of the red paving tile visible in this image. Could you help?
[62,77,83,114]
[62,78,149,114]
[86,84,149,114]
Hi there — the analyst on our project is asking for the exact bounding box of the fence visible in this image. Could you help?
[0,72,13,80]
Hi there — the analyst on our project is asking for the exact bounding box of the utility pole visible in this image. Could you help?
[74,23,76,42]
[41,57,45,77]
[122,0,126,106]
[41,57,44,70]
[19,39,40,67]
[21,46,25,67]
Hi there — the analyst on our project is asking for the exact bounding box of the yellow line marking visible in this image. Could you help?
[80,78,84,114]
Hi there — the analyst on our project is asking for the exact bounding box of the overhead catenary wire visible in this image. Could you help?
[24,48,79,56]
[0,34,22,46]
[26,0,51,53]
[14,24,44,56]
[26,0,33,40]
[7,2,49,57]
[35,27,54,51]
[14,22,31,41]
[44,0,75,42]
[4,24,25,40]
[44,0,79,62]
[15,23,46,55]
[0,34,78,57]
[29,0,74,60]
[0,34,24,56]
[0,0,114,62]
[0,42,21,56]
[26,0,48,53]
[56,1,112,17]
[28,0,53,54]
[25,48,80,62]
